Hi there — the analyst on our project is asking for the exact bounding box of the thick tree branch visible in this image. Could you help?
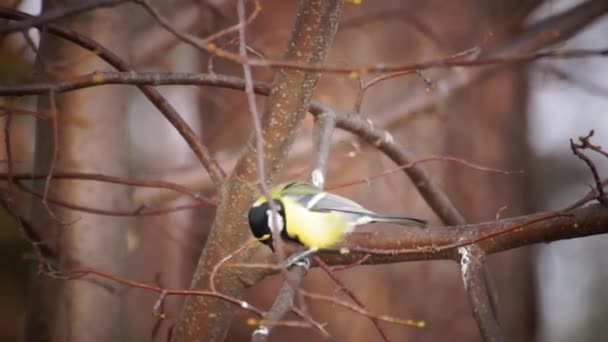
[170,1,343,341]
[315,203,607,265]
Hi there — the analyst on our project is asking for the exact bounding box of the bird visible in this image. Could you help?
[248,181,427,266]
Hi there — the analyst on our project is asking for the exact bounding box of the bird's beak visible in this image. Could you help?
[268,243,275,253]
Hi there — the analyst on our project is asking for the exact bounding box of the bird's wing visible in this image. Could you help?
[313,196,377,217]
[280,182,376,216]
[296,192,376,216]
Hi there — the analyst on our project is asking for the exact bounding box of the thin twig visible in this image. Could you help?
[3,108,14,193]
[315,256,391,342]
[0,0,130,35]
[132,0,608,75]
[0,8,227,188]
[45,267,265,316]
[209,238,260,293]
[299,288,424,328]
[235,0,290,281]
[118,0,608,76]
[0,194,57,263]
[328,155,522,191]
[570,130,608,206]
[236,0,272,202]
[0,171,210,201]
[355,70,431,112]
[14,180,211,217]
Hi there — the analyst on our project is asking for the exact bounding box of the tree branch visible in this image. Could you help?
[251,265,309,342]
[0,7,226,188]
[316,104,466,225]
[170,1,343,341]
[459,247,503,342]
[313,203,607,265]
[310,108,336,189]
[0,0,130,35]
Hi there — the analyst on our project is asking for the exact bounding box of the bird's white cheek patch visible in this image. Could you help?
[266,210,284,233]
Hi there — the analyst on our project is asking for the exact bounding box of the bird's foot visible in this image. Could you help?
[283,247,318,269]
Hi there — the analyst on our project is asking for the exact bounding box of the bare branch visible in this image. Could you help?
[539,64,608,98]
[14,179,211,217]
[0,171,207,200]
[133,0,608,76]
[132,2,206,65]
[0,0,130,35]
[371,0,608,127]
[0,70,270,96]
[310,109,336,189]
[0,7,226,188]
[570,130,608,206]
[251,265,309,342]
[312,98,508,341]
[171,1,344,341]
[44,267,265,316]
[49,0,602,77]
[459,247,503,342]
[0,195,57,263]
[3,107,13,193]
[340,8,446,52]
[315,203,605,265]
[316,104,466,225]
[315,256,391,342]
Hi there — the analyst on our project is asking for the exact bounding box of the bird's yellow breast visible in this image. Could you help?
[281,197,348,249]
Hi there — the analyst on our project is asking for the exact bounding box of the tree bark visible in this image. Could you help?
[25,3,131,341]
[171,1,343,341]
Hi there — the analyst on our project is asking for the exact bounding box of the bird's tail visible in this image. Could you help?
[369,214,427,228]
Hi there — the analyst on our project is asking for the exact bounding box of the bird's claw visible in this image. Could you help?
[284,256,311,269]
[283,248,318,269]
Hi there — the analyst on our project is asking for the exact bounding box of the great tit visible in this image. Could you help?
[248,181,427,256]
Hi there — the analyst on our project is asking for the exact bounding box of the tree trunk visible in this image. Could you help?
[25,3,131,341]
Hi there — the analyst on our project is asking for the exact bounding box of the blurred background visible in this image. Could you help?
[0,0,607,340]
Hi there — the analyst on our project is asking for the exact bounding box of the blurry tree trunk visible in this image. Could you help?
[441,3,539,340]
[25,3,131,341]
[125,43,209,341]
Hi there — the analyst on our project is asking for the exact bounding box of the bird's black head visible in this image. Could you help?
[248,199,285,252]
